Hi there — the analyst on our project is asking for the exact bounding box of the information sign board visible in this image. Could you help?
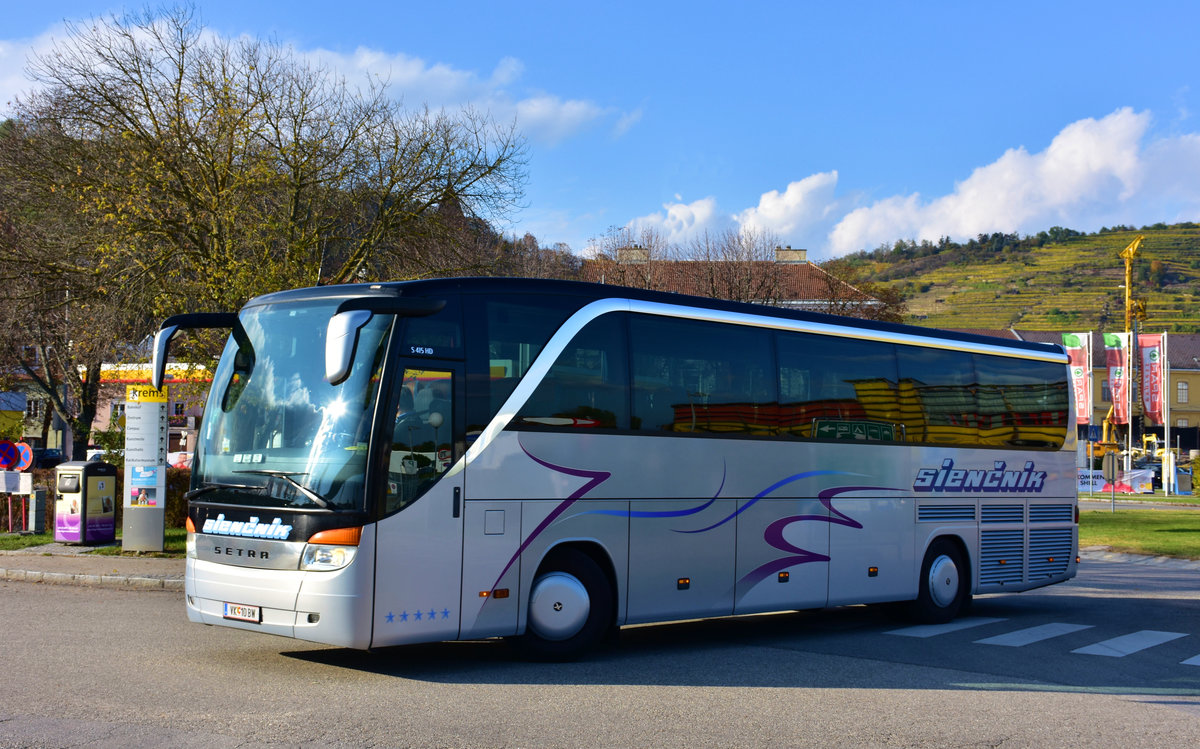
[123,385,168,551]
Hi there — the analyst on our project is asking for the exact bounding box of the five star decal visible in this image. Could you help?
[384,608,452,625]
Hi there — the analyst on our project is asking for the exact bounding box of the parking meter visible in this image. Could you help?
[54,461,118,544]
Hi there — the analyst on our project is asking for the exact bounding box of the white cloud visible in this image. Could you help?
[1,21,615,146]
[735,171,842,238]
[515,95,605,145]
[618,108,1200,262]
[620,173,847,256]
[305,46,611,145]
[613,107,643,137]
[826,107,1170,256]
[627,196,730,244]
[0,29,60,116]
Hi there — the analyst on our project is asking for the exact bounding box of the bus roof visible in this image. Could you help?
[245,277,1064,358]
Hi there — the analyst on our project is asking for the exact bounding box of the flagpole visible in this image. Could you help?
[1126,331,1133,473]
[1088,330,1094,480]
[1164,331,1172,495]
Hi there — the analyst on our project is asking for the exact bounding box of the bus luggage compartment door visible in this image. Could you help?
[459,501,522,639]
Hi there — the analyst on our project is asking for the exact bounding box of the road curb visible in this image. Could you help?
[1,566,184,591]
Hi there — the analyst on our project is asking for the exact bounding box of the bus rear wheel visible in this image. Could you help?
[516,548,613,661]
[910,538,970,624]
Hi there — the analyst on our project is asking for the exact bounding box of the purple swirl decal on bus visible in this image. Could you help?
[487,442,612,591]
[736,484,900,590]
[498,441,899,603]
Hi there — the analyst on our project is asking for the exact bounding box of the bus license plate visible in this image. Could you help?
[223,602,261,623]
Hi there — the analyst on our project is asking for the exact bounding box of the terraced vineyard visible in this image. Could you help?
[866,225,1200,332]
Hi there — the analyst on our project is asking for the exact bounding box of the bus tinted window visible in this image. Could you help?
[402,295,463,359]
[516,313,629,429]
[465,294,579,437]
[897,346,980,445]
[778,332,900,439]
[498,305,1065,450]
[630,314,776,435]
[973,354,1069,447]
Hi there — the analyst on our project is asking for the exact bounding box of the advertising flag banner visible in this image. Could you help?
[1138,333,1165,425]
[1104,332,1130,424]
[1062,332,1092,424]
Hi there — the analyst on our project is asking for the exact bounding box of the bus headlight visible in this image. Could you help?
[301,544,357,571]
[300,527,362,571]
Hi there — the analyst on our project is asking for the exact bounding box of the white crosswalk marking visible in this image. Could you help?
[885,617,1007,638]
[1071,630,1187,657]
[975,622,1094,647]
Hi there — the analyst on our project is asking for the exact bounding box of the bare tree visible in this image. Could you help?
[0,194,147,458]
[818,257,908,322]
[683,227,783,303]
[0,5,528,451]
[492,233,582,279]
[10,5,527,315]
[583,225,676,290]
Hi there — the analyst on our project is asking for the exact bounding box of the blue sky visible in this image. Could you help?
[5,2,1200,260]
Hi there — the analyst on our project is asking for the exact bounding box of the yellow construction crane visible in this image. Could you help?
[1121,234,1146,331]
[1096,235,1147,459]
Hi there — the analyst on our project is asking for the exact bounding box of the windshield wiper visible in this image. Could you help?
[233,469,329,508]
[185,481,262,501]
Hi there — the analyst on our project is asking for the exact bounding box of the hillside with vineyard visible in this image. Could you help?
[838,224,1200,332]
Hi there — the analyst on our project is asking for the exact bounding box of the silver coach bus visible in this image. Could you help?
[153,277,1077,659]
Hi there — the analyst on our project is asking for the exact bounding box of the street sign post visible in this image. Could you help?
[1102,452,1119,513]
[122,384,168,552]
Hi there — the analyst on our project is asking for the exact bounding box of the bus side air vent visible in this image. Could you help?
[981,504,1024,524]
[917,504,975,522]
[1028,529,1073,579]
[1029,504,1074,523]
[979,529,1025,585]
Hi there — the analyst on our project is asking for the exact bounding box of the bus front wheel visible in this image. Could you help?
[517,548,613,661]
[910,538,970,624]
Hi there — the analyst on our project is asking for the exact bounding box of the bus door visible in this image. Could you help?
[370,366,464,647]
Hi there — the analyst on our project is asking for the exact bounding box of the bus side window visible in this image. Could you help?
[777,331,899,440]
[897,347,979,445]
[514,313,629,430]
[630,314,775,436]
[972,353,1069,447]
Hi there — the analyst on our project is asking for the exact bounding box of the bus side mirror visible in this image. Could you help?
[151,312,248,391]
[325,309,373,386]
[324,295,446,385]
[151,324,179,391]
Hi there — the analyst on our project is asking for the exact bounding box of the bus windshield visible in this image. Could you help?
[193,299,392,511]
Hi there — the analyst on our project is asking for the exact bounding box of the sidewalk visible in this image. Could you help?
[2,543,1195,594]
[0,542,184,591]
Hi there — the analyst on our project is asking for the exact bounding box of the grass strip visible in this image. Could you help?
[1080,509,1200,560]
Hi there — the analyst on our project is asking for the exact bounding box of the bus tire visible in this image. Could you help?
[516,547,613,661]
[910,538,970,624]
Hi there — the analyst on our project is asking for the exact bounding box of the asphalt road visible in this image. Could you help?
[2,553,1199,748]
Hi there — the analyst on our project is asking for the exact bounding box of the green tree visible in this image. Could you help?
[0,5,527,454]
[8,5,527,317]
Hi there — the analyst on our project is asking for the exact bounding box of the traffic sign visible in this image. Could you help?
[13,442,32,472]
[0,440,17,470]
